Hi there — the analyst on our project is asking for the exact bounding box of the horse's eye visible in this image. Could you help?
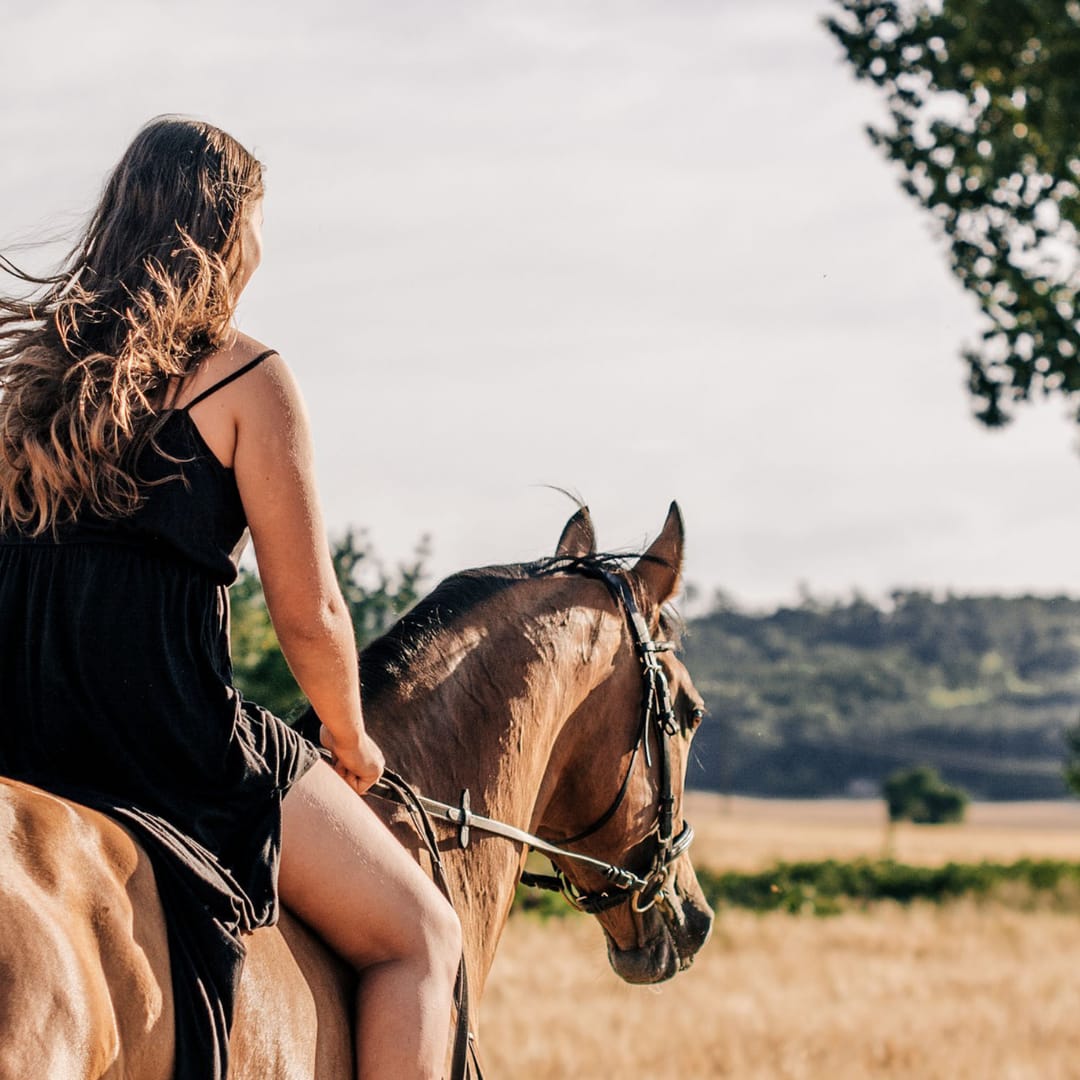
[687,705,705,731]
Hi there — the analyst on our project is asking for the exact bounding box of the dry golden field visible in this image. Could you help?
[684,793,1080,870]
[481,797,1080,1079]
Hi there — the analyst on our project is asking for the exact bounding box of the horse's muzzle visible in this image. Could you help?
[605,885,714,984]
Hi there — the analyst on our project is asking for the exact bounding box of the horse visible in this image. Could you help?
[0,503,714,1078]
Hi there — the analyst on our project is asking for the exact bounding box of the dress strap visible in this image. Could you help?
[182,349,278,411]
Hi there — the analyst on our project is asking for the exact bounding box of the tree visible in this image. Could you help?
[330,527,429,648]
[230,529,430,718]
[827,1,1080,427]
[1064,716,1080,796]
[883,765,969,824]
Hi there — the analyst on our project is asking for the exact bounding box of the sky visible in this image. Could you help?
[2,0,1079,610]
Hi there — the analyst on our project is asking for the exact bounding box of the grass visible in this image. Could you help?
[482,902,1080,1079]
[483,796,1080,1078]
[683,793,1080,870]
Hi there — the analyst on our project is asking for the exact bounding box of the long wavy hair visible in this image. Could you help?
[0,116,263,534]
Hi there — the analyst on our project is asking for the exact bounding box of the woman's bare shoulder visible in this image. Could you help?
[229,330,276,359]
[173,332,284,409]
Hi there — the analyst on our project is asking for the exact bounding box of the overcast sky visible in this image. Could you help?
[3,0,1078,609]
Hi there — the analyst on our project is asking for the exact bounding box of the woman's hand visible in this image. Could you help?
[320,724,385,795]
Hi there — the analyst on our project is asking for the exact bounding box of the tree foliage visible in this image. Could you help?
[692,857,1080,916]
[330,528,429,648]
[1063,715,1080,796]
[230,529,429,718]
[883,764,969,823]
[827,0,1080,426]
[520,858,1080,918]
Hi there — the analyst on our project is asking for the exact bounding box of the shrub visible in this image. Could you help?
[883,765,969,825]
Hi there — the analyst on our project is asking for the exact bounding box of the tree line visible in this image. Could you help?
[683,589,1080,799]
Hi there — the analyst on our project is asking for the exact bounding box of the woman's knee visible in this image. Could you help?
[395,877,461,981]
[279,762,461,976]
[424,888,462,976]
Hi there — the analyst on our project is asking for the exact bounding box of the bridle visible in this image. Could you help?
[358,561,698,1080]
[371,562,696,915]
[520,564,695,913]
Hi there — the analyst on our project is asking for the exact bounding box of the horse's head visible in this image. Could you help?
[533,503,714,984]
[355,503,714,991]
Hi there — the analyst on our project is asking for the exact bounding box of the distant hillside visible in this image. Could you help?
[682,592,1080,800]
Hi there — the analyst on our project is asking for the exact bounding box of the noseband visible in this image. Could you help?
[371,563,695,916]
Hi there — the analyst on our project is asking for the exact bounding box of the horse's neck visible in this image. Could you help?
[367,587,611,996]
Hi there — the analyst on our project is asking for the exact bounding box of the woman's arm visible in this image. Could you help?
[230,352,384,792]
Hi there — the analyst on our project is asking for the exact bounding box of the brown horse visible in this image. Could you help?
[0,504,713,1079]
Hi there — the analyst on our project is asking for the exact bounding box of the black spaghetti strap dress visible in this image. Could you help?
[0,349,322,1080]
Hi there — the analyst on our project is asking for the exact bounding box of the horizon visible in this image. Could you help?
[686,580,1080,620]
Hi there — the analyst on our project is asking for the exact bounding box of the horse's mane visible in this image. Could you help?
[359,553,680,703]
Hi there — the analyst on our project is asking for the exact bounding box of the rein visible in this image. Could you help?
[371,763,694,905]
[369,767,482,1080]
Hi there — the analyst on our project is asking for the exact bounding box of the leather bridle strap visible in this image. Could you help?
[529,563,685,914]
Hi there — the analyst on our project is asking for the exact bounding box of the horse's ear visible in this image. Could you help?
[556,506,596,558]
[632,502,684,608]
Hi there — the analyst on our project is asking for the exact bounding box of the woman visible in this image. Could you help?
[0,117,460,1079]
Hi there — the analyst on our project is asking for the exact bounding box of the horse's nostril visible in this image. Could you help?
[681,901,714,954]
[661,884,714,958]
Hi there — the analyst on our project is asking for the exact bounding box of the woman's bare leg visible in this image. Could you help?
[279,760,461,1079]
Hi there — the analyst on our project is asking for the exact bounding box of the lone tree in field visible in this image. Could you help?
[1063,716,1080,797]
[883,765,969,824]
[827,1,1080,427]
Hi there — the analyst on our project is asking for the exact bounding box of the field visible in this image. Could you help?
[684,793,1080,870]
[480,797,1080,1079]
